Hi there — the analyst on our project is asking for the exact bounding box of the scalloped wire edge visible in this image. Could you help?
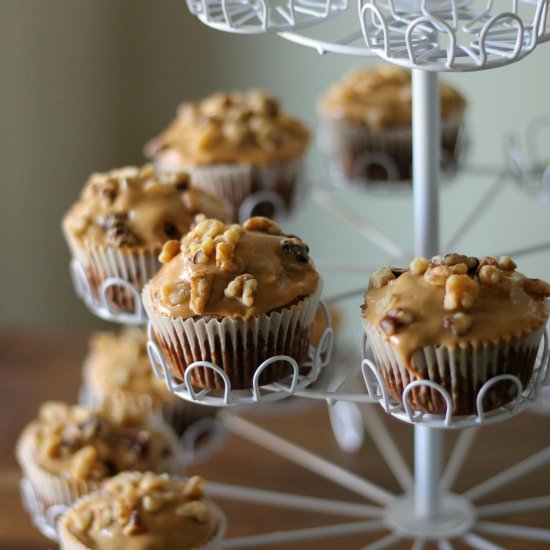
[145,301,333,407]
[69,259,146,325]
[20,477,65,543]
[360,329,550,428]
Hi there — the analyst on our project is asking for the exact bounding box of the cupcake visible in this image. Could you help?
[145,90,310,221]
[319,66,466,184]
[142,216,321,391]
[362,254,550,416]
[58,472,225,550]
[62,164,229,313]
[16,400,181,507]
[81,327,216,435]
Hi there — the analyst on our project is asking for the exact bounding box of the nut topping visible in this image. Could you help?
[478,265,512,293]
[190,274,214,314]
[224,274,258,307]
[281,237,309,263]
[409,257,429,275]
[379,307,414,336]
[443,312,473,336]
[159,240,181,264]
[243,216,283,235]
[520,277,550,297]
[175,501,211,522]
[369,266,396,289]
[444,274,479,311]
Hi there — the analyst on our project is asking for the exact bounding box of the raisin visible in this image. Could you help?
[281,237,309,262]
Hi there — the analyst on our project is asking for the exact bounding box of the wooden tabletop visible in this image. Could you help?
[1,327,550,550]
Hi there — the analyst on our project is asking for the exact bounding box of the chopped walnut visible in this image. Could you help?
[159,240,181,264]
[142,495,162,513]
[70,445,98,479]
[216,241,238,272]
[520,277,550,297]
[479,265,512,293]
[424,266,451,287]
[175,501,211,522]
[444,274,479,311]
[72,509,93,532]
[190,274,214,314]
[477,256,498,272]
[96,507,113,529]
[123,510,145,536]
[222,225,244,245]
[379,307,414,335]
[195,124,223,152]
[192,219,225,240]
[281,237,309,263]
[103,213,140,247]
[161,282,191,306]
[410,257,429,275]
[443,312,473,336]
[224,274,258,307]
[369,266,397,289]
[184,476,206,500]
[243,216,283,235]
[498,256,517,271]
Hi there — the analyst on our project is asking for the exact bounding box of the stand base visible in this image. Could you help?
[385,494,476,540]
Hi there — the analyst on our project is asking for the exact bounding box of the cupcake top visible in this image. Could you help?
[145,90,310,166]
[147,216,320,321]
[62,164,229,249]
[60,472,220,550]
[23,401,178,481]
[83,328,177,408]
[362,254,550,362]
[320,66,466,130]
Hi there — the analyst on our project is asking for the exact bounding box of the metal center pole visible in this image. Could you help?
[412,68,442,519]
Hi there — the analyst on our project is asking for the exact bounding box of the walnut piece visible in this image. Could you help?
[72,509,93,532]
[175,501,211,522]
[190,274,214,314]
[243,216,283,235]
[478,265,512,293]
[123,510,145,536]
[520,277,550,297]
[184,476,206,500]
[161,282,191,307]
[216,241,238,272]
[379,307,414,336]
[281,237,309,263]
[443,312,473,336]
[409,257,429,275]
[159,240,181,264]
[142,495,162,513]
[424,266,451,287]
[224,274,258,307]
[369,266,396,289]
[498,256,517,271]
[70,445,98,479]
[444,274,480,310]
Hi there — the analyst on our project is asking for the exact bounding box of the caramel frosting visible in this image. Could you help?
[61,472,219,550]
[362,254,550,366]
[26,401,178,481]
[62,164,229,249]
[148,217,320,321]
[145,90,310,166]
[83,328,176,408]
[320,66,466,130]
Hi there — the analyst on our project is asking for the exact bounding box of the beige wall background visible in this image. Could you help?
[2,0,550,331]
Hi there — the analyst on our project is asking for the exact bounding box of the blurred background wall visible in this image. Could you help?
[1,0,550,331]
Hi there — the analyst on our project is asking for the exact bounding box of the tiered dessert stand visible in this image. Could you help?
[24,1,550,548]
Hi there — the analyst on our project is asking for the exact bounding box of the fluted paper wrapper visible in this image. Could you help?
[143,282,322,391]
[323,116,462,186]
[16,421,182,507]
[58,492,226,550]
[156,158,305,221]
[364,321,545,416]
[63,228,160,312]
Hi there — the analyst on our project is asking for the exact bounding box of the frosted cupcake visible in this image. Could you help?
[58,472,225,550]
[142,216,321,391]
[319,66,466,184]
[145,90,310,220]
[62,164,229,312]
[16,401,181,507]
[362,254,550,416]
[82,328,217,435]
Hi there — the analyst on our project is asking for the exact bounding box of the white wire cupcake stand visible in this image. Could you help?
[55,1,550,547]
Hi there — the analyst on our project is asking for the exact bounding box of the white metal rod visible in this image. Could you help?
[412,69,443,520]
[464,446,550,501]
[440,428,478,491]
[444,177,504,251]
[361,406,414,492]
[461,533,505,550]
[221,413,395,505]
[477,495,550,518]
[476,521,550,542]
[438,540,455,550]
[223,519,386,548]
[207,481,384,518]
[360,532,403,550]
[311,189,407,258]
[411,539,426,550]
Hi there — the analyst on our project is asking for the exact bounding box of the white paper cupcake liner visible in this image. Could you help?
[323,115,463,185]
[155,157,305,222]
[63,230,160,312]
[363,320,545,416]
[58,490,226,550]
[143,282,322,391]
[16,419,182,508]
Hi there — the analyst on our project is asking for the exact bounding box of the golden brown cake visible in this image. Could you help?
[319,66,466,183]
[145,90,310,219]
[16,401,180,506]
[82,328,216,434]
[62,164,229,312]
[58,472,224,550]
[142,216,321,390]
[362,254,550,416]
